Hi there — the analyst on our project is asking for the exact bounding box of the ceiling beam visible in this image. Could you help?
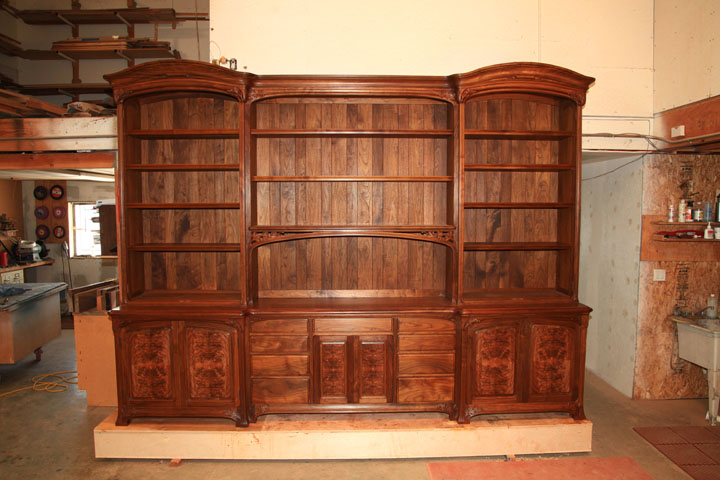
[0,151,115,169]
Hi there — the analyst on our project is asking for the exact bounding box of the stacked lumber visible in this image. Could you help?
[0,89,67,117]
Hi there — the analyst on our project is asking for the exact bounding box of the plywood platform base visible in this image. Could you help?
[94,411,592,460]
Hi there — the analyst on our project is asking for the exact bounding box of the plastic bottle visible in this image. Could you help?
[708,294,718,319]
[705,222,714,239]
[679,199,686,223]
[705,200,713,221]
[668,203,675,222]
[686,201,694,222]
[695,201,704,221]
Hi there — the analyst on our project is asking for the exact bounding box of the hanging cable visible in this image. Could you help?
[195,0,201,61]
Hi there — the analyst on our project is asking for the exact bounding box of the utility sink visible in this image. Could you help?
[672,316,720,424]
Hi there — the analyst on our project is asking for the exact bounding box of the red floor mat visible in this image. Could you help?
[427,457,653,480]
[635,426,720,480]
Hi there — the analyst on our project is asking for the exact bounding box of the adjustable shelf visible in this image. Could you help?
[127,163,241,172]
[251,129,453,137]
[252,175,452,182]
[129,243,243,252]
[464,202,573,209]
[464,130,574,140]
[464,242,571,251]
[464,163,574,171]
[128,129,240,139]
[126,203,241,209]
[463,288,572,304]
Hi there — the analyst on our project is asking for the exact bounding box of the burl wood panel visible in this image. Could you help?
[316,337,349,403]
[471,324,517,397]
[530,324,573,396]
[185,326,233,400]
[128,326,173,400]
[463,96,574,293]
[254,100,451,297]
[357,337,391,403]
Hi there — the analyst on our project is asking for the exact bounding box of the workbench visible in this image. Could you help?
[0,282,66,364]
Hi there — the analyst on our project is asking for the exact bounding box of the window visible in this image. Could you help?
[69,202,101,257]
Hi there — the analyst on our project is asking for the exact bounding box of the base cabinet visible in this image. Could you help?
[113,314,247,427]
[459,313,588,423]
[248,315,457,421]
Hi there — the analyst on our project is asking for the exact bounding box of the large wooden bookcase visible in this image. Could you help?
[106,60,593,427]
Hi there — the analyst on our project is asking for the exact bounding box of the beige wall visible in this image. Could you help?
[210,0,655,150]
[579,156,643,397]
[654,0,720,113]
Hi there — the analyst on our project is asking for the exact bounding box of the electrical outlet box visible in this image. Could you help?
[671,125,686,138]
[653,269,666,282]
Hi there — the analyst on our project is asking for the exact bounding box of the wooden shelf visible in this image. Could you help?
[248,296,455,314]
[126,290,244,309]
[251,129,453,137]
[464,242,571,251]
[462,288,577,306]
[653,221,720,226]
[464,164,574,171]
[54,47,178,61]
[252,176,453,182]
[464,130,574,140]
[127,164,240,172]
[128,129,240,139]
[0,259,55,274]
[652,236,719,243]
[464,202,573,209]
[16,8,205,26]
[129,243,243,252]
[126,203,241,209]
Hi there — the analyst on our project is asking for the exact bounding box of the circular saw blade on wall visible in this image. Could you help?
[34,180,68,244]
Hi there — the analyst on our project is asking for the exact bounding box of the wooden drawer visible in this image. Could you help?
[398,377,454,403]
[398,318,455,333]
[314,317,392,334]
[398,353,455,375]
[251,355,308,376]
[250,319,308,334]
[398,334,455,352]
[250,335,308,354]
[251,378,309,404]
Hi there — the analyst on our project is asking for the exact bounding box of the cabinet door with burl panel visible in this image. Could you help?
[458,311,589,423]
[112,313,247,427]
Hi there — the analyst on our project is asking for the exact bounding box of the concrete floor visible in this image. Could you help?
[0,330,708,479]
